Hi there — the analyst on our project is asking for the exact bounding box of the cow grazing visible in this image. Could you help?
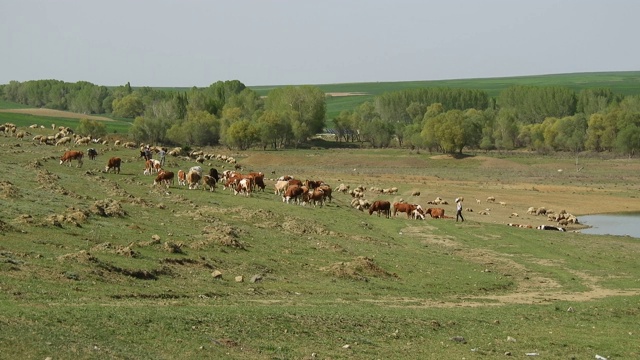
[412,208,426,220]
[105,157,122,174]
[249,172,266,191]
[424,208,445,219]
[177,170,186,186]
[318,184,332,203]
[283,185,304,204]
[60,150,84,167]
[392,202,418,218]
[186,170,201,189]
[154,171,174,188]
[302,188,325,207]
[203,175,217,192]
[234,178,251,196]
[537,225,566,231]
[143,159,161,175]
[369,200,391,218]
[87,148,98,160]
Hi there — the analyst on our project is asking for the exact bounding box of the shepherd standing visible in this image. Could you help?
[456,197,464,222]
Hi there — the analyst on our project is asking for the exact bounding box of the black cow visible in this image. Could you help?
[208,168,219,183]
[87,148,98,160]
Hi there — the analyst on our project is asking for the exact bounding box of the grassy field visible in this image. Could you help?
[1,123,640,359]
[0,110,133,135]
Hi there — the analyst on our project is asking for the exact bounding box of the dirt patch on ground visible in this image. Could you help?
[322,256,398,281]
[386,226,640,308]
[0,181,20,198]
[0,108,114,121]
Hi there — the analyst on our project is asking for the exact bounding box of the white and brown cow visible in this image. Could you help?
[60,150,84,167]
[233,178,251,197]
[177,170,186,186]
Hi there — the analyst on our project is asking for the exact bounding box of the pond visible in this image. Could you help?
[579,213,640,239]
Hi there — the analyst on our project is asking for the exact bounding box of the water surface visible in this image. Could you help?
[579,213,640,239]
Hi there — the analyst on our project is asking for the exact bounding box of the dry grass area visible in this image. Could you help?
[0,108,114,121]
[240,149,640,229]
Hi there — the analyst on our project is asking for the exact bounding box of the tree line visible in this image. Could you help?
[2,79,640,155]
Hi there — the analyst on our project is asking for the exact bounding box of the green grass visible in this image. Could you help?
[0,99,30,109]
[1,115,640,358]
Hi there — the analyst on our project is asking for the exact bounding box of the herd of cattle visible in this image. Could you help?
[53,141,576,232]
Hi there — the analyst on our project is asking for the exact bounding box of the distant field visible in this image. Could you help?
[0,108,114,121]
[0,111,132,134]
[263,71,640,120]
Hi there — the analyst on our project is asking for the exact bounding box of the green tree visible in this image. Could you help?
[222,119,258,150]
[576,88,617,117]
[112,93,144,118]
[585,112,617,151]
[552,115,587,152]
[256,110,290,149]
[166,110,220,146]
[615,124,640,157]
[497,85,576,124]
[265,85,326,136]
[75,119,107,138]
[493,108,519,150]
[360,118,394,148]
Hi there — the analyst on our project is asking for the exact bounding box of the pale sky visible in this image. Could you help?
[1,0,638,87]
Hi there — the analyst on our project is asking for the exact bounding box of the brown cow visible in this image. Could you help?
[203,175,217,192]
[154,171,174,187]
[105,157,121,174]
[283,185,304,204]
[186,170,201,189]
[318,184,332,203]
[288,179,303,188]
[424,208,445,219]
[305,179,324,189]
[249,172,265,191]
[60,150,84,167]
[392,202,418,218]
[369,200,391,218]
[302,188,325,207]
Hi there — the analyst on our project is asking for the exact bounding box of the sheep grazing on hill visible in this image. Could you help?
[333,184,350,194]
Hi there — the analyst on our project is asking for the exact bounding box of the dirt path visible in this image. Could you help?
[356,226,640,308]
[0,108,114,121]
